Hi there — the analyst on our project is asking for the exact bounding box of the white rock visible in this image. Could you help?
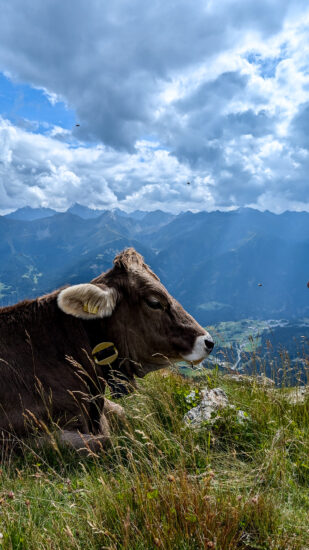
[236,410,250,423]
[185,390,197,403]
[184,387,250,427]
[184,387,229,427]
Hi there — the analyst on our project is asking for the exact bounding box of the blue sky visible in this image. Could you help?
[0,72,76,137]
[1,0,309,214]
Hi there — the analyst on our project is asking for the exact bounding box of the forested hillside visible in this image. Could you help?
[1,206,309,325]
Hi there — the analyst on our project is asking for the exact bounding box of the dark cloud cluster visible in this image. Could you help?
[0,0,298,150]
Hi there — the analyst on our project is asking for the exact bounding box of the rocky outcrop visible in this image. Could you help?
[184,387,249,427]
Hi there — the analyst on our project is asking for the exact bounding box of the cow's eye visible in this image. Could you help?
[145,297,164,310]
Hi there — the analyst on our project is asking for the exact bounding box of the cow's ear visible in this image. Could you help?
[57,284,118,319]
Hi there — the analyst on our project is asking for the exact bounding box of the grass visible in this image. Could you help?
[0,365,308,549]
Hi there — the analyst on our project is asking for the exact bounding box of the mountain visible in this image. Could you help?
[5,206,57,221]
[67,204,151,221]
[143,209,309,323]
[5,203,151,222]
[0,210,161,304]
[1,205,308,384]
[0,208,308,327]
[112,208,147,220]
[67,203,106,219]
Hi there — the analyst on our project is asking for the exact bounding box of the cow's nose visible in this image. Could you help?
[204,338,214,352]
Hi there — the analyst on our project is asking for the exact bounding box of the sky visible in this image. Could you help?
[1,0,309,214]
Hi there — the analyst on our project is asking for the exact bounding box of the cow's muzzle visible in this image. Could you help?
[181,333,214,363]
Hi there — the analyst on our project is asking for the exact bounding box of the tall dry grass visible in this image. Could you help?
[0,356,308,549]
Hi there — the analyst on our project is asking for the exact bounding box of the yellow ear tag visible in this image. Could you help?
[92,341,119,366]
[83,303,99,315]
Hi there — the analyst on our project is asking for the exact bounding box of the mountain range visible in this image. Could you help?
[1,204,309,326]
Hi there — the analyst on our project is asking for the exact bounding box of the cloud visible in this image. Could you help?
[0,118,117,211]
[1,1,309,213]
[290,102,309,149]
[0,0,301,151]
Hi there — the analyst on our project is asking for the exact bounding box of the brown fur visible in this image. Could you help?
[0,248,208,450]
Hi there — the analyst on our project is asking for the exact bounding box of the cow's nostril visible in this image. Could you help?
[204,338,214,351]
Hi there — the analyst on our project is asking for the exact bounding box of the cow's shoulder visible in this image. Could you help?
[0,289,62,326]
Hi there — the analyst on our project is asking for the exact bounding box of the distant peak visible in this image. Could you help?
[5,206,57,221]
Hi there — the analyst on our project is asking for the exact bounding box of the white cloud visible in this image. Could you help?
[1,1,309,212]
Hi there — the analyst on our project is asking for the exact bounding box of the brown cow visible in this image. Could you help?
[0,248,213,451]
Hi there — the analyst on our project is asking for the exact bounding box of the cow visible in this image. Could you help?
[0,248,214,452]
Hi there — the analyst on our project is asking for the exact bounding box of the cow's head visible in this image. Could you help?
[57,248,213,392]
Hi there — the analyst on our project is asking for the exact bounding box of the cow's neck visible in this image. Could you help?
[81,319,133,398]
[81,318,106,349]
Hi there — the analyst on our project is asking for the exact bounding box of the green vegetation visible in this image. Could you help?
[202,319,309,383]
[208,320,271,351]
[0,366,308,549]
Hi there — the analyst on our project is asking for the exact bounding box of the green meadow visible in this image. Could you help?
[0,363,308,549]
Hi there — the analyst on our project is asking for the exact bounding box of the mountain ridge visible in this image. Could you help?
[0,207,308,325]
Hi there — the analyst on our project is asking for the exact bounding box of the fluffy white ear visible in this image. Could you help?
[57,284,118,319]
